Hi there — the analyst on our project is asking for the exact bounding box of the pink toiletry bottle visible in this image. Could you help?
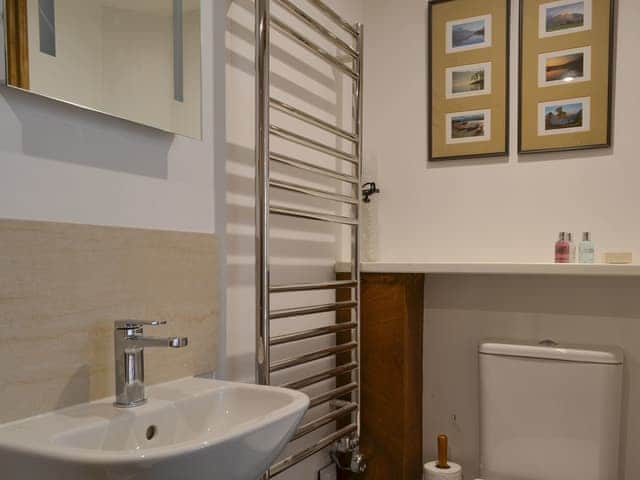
[555,232,570,263]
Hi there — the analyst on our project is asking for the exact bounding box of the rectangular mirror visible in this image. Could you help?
[3,0,202,139]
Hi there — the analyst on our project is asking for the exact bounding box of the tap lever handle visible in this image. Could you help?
[115,320,167,330]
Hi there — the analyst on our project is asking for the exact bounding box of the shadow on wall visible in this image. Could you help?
[225,0,348,339]
[516,146,614,163]
[226,5,337,114]
[0,85,172,178]
[55,365,91,410]
[226,141,340,284]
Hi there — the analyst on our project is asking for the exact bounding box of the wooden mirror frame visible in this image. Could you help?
[4,0,30,89]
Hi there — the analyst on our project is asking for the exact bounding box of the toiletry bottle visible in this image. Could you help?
[567,232,576,263]
[579,232,595,264]
[555,232,570,263]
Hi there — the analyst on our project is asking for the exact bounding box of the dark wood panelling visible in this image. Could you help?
[339,273,424,479]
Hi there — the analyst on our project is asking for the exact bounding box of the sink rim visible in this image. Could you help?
[0,377,310,466]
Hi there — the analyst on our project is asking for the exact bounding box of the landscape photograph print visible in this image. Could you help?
[519,0,613,153]
[446,109,491,144]
[446,14,492,53]
[446,62,492,99]
[539,0,592,38]
[429,0,510,161]
[538,97,591,135]
[538,47,591,87]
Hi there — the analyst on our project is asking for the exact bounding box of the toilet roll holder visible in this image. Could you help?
[437,434,450,469]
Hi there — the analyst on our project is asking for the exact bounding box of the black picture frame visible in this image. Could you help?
[428,0,511,162]
[517,0,617,155]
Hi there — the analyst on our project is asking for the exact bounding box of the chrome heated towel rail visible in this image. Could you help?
[255,0,364,476]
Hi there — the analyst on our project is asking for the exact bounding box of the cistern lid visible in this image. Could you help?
[479,340,623,364]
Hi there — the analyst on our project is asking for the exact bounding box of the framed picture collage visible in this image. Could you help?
[428,0,615,161]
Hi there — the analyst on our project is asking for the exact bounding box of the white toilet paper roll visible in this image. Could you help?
[424,461,462,480]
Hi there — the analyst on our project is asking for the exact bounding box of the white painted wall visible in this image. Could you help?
[363,0,640,263]
[0,1,222,234]
[224,0,363,477]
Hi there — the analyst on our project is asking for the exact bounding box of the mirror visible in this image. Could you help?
[3,0,202,139]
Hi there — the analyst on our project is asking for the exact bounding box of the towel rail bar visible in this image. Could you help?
[270,342,356,372]
[273,0,357,58]
[270,300,357,320]
[271,16,358,80]
[269,425,357,477]
[270,280,357,293]
[270,322,357,346]
[292,402,358,441]
[280,363,358,390]
[270,97,357,142]
[270,206,358,225]
[309,383,358,409]
[270,152,358,184]
[270,179,358,205]
[270,125,357,165]
[307,0,359,37]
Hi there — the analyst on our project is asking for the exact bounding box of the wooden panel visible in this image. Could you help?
[0,218,218,423]
[5,0,30,89]
[339,273,424,479]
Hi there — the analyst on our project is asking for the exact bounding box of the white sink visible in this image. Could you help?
[0,377,309,480]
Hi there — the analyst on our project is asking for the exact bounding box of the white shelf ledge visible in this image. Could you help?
[336,262,640,276]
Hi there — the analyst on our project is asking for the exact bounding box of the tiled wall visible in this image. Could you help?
[0,219,218,423]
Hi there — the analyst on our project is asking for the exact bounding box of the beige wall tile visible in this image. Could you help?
[0,219,218,423]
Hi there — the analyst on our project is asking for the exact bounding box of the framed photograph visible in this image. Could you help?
[539,0,592,38]
[538,97,591,135]
[446,62,492,99]
[447,109,492,144]
[519,0,615,154]
[446,15,493,53]
[538,46,591,87]
[429,0,510,161]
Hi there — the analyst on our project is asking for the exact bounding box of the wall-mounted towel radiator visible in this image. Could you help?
[255,0,364,476]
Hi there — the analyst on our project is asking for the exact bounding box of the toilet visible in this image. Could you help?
[476,340,624,480]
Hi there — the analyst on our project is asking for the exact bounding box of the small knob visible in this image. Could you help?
[539,339,558,347]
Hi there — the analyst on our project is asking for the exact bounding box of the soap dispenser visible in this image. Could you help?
[555,232,570,263]
[579,232,595,264]
[567,232,576,263]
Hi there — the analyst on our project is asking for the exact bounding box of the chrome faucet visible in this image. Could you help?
[113,320,188,408]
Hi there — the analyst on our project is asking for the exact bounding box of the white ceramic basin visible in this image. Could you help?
[0,377,309,480]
